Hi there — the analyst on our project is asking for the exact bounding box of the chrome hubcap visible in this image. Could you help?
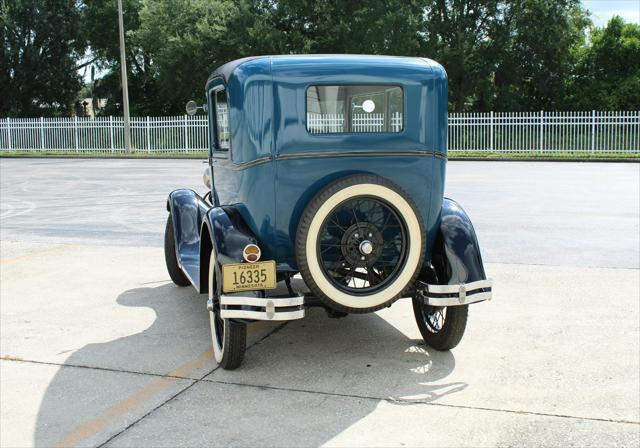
[359,240,374,255]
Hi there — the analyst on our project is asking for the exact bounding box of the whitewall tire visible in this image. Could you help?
[208,249,246,369]
[296,175,425,313]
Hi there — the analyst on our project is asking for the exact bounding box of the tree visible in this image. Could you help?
[132,0,239,113]
[80,0,161,115]
[570,16,640,110]
[1,0,86,116]
[493,0,590,111]
[248,0,424,55]
[419,1,506,112]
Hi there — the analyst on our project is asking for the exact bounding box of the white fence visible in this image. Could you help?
[448,111,639,155]
[1,111,638,155]
[0,116,209,153]
[307,112,403,133]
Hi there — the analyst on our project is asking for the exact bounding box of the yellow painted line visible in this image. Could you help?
[0,245,75,265]
[54,322,266,447]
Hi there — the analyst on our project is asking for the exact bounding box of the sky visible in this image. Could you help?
[582,0,640,26]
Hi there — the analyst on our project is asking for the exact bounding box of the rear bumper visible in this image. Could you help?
[219,294,305,321]
[418,279,492,306]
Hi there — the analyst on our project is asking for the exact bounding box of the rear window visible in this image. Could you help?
[306,85,403,134]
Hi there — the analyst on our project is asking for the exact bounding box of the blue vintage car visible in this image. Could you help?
[166,55,492,369]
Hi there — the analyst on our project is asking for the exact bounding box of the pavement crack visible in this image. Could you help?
[200,379,640,426]
[94,322,286,446]
[96,379,201,448]
[0,356,202,381]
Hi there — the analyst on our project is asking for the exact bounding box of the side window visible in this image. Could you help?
[306,85,403,134]
[213,89,230,151]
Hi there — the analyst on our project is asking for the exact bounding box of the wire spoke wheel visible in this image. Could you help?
[318,196,408,294]
[422,306,446,333]
[412,297,469,351]
[296,175,425,313]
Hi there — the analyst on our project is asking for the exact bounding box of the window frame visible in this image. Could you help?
[304,83,406,136]
[208,82,231,157]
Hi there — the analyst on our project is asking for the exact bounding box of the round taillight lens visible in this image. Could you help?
[243,244,261,263]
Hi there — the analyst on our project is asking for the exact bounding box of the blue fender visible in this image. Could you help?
[167,189,210,289]
[205,206,258,266]
[202,206,263,310]
[167,189,260,294]
[431,198,487,285]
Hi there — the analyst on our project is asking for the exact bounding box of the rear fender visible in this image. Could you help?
[201,206,260,296]
[167,189,209,282]
[431,198,487,284]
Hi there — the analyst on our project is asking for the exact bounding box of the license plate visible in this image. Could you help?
[222,260,276,293]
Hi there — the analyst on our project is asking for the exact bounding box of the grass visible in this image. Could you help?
[448,151,639,159]
[0,150,208,158]
[0,150,637,160]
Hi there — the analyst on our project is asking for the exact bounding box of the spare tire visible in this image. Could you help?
[296,174,425,313]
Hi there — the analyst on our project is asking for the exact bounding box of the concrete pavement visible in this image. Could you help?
[0,159,638,447]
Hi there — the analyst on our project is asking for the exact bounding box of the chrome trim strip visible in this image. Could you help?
[220,309,305,321]
[276,149,435,161]
[426,279,492,294]
[434,152,447,161]
[215,156,273,171]
[215,150,437,171]
[220,295,304,307]
[425,291,492,307]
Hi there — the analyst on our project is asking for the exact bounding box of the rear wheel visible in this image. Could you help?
[296,175,425,314]
[412,300,468,350]
[164,214,190,287]
[207,250,246,370]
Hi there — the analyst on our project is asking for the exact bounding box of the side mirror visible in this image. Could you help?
[186,100,198,116]
[203,166,212,189]
[186,101,208,116]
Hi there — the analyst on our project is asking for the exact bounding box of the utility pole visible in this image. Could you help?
[117,0,132,153]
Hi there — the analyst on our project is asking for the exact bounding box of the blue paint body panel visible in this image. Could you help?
[434,198,487,285]
[168,55,487,293]
[168,189,259,292]
[205,55,448,271]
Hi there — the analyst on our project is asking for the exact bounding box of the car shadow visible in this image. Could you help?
[34,283,464,446]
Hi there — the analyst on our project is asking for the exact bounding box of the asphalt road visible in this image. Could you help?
[1,158,639,447]
[1,158,638,268]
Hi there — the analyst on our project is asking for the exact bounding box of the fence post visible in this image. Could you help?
[591,110,596,154]
[146,116,151,152]
[538,110,544,153]
[74,116,79,152]
[109,116,115,151]
[6,118,12,151]
[40,117,45,150]
[489,111,494,152]
[184,115,189,151]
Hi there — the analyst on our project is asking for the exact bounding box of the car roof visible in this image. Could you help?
[207,54,441,86]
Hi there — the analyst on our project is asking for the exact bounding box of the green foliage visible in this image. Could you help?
[570,16,640,110]
[133,0,239,114]
[420,1,505,111]
[1,0,639,116]
[493,0,591,111]
[248,0,424,55]
[80,0,158,115]
[1,0,85,116]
